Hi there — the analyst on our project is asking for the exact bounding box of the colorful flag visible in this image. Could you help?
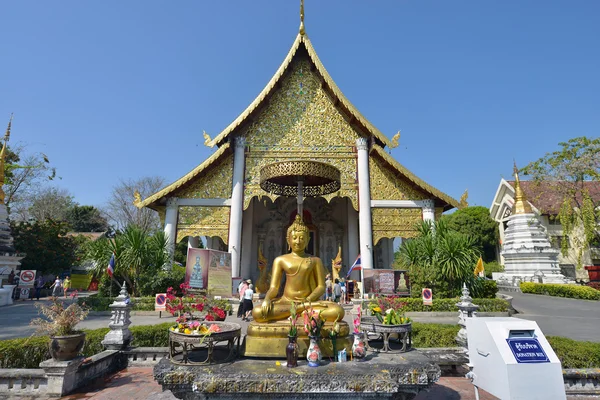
[346,255,362,278]
[107,253,115,277]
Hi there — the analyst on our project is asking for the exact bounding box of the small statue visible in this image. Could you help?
[256,246,271,294]
[252,215,344,323]
[331,246,342,282]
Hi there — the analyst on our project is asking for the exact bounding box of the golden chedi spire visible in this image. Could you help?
[299,0,306,35]
[0,114,13,205]
[512,161,533,214]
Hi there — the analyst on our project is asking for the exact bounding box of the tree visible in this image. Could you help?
[522,137,600,265]
[397,220,481,298]
[28,187,74,222]
[66,205,108,232]
[104,176,166,232]
[441,206,499,262]
[11,219,78,275]
[4,143,56,221]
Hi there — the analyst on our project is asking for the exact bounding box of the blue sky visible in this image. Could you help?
[1,1,599,212]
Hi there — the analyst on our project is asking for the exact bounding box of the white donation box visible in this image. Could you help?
[466,317,565,400]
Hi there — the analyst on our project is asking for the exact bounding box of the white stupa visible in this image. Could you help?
[493,164,572,286]
[0,116,25,306]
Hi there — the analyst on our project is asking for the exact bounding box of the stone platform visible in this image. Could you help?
[154,349,441,400]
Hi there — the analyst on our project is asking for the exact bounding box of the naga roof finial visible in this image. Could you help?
[299,0,305,35]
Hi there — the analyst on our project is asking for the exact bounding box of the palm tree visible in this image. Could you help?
[83,226,169,296]
[399,220,481,297]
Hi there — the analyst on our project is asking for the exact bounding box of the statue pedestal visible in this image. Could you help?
[154,349,441,399]
[243,320,352,358]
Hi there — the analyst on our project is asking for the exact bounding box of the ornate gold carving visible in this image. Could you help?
[173,155,233,199]
[176,206,230,244]
[369,157,428,201]
[203,130,215,148]
[459,189,468,209]
[391,130,400,148]
[372,208,422,244]
[260,160,341,197]
[241,59,359,210]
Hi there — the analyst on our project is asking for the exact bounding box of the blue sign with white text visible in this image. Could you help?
[506,338,549,363]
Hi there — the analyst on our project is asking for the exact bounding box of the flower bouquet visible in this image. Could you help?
[303,303,325,367]
[166,283,227,323]
[169,320,222,335]
[368,296,411,325]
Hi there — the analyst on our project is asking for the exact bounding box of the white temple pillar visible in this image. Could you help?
[356,138,373,271]
[164,198,178,268]
[228,137,246,278]
[422,199,435,223]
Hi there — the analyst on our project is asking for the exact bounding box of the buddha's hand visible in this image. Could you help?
[261,298,272,319]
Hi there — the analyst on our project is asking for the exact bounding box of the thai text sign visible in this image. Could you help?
[506,338,549,363]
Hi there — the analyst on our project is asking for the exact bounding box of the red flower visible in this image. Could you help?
[205,314,215,321]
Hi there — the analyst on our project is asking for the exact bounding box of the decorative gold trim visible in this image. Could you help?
[371,145,459,211]
[137,143,231,210]
[209,33,393,148]
[372,208,422,244]
[512,162,533,214]
[260,160,341,197]
[176,206,230,244]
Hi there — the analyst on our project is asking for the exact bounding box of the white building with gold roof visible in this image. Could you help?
[137,8,459,281]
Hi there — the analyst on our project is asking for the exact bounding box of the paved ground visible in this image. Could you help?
[507,291,600,342]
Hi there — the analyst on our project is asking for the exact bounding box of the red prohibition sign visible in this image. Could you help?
[422,289,432,300]
[156,294,167,306]
[21,271,35,283]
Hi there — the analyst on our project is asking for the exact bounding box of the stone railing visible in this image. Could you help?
[124,347,169,366]
[0,368,48,397]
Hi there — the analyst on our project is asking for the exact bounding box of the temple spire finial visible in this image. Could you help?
[512,160,533,214]
[299,0,306,35]
[0,113,14,204]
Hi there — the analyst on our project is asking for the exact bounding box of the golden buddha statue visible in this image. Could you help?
[251,215,345,323]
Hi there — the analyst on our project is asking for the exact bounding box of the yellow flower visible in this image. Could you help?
[184,328,191,334]
[373,307,382,313]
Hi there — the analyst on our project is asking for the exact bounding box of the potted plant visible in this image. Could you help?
[30,296,89,361]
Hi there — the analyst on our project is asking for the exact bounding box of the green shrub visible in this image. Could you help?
[484,261,504,279]
[547,336,600,369]
[520,282,600,300]
[78,296,158,311]
[478,280,498,298]
[367,297,508,312]
[412,323,460,348]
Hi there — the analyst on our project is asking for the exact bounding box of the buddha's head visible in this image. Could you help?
[287,215,309,253]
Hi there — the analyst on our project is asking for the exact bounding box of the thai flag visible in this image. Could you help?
[107,253,115,277]
[346,255,362,278]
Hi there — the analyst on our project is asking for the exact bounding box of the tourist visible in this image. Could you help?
[50,276,62,297]
[340,277,347,304]
[242,283,254,321]
[7,270,15,285]
[63,276,71,298]
[237,279,249,318]
[325,274,332,301]
[333,279,342,304]
[34,275,44,301]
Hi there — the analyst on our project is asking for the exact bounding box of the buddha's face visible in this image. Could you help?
[288,229,308,253]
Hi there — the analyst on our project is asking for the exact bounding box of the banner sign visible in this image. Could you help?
[506,338,549,364]
[155,293,167,312]
[422,288,433,305]
[185,248,232,298]
[19,270,36,285]
[363,269,410,295]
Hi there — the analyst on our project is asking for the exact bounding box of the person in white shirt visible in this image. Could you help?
[242,284,254,321]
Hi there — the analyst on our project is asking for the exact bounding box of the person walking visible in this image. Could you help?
[62,276,71,298]
[34,275,44,301]
[333,279,342,304]
[242,283,254,321]
[237,279,249,318]
[50,276,62,297]
[325,274,332,301]
[340,277,347,304]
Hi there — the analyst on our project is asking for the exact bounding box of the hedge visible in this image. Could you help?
[2,322,598,370]
[78,296,156,311]
[520,282,600,301]
[367,297,509,313]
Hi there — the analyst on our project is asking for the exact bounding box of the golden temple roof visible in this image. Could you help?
[371,145,459,211]
[206,32,393,149]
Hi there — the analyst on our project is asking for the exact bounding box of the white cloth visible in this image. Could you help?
[243,288,254,300]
